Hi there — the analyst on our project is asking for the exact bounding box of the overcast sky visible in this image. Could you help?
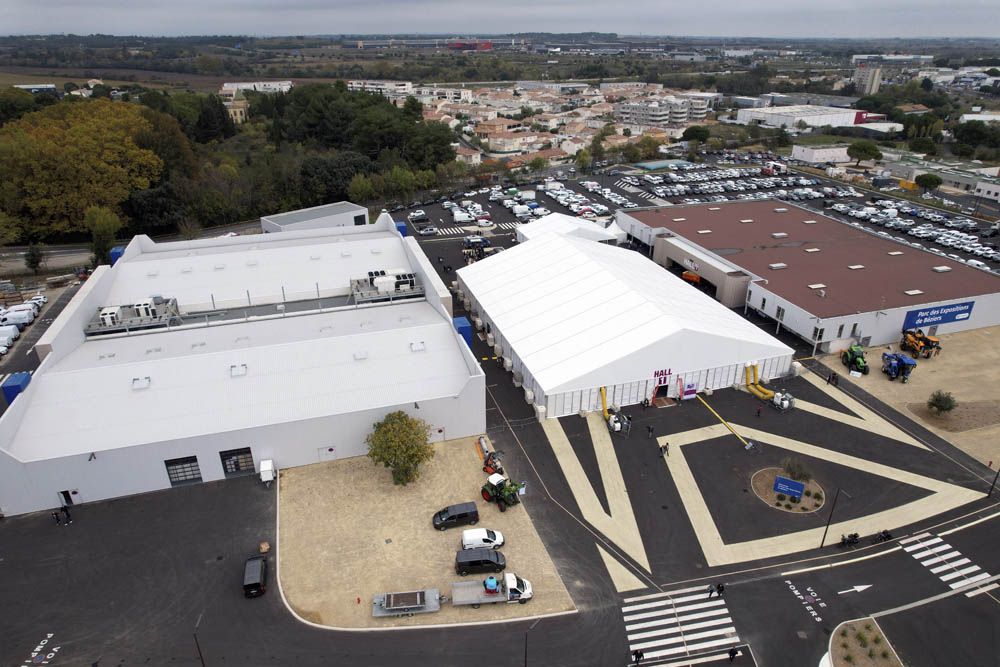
[2,0,997,38]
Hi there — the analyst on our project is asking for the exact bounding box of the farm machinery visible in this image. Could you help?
[841,344,870,375]
[881,352,917,383]
[900,329,941,359]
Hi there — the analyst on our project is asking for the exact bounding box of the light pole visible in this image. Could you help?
[820,487,852,548]
[989,468,1000,497]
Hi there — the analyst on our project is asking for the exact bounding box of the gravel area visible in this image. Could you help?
[277,436,575,628]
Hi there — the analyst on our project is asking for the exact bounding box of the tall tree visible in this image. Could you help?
[914,173,943,193]
[846,140,882,166]
[366,410,434,486]
[24,243,46,275]
[84,206,123,267]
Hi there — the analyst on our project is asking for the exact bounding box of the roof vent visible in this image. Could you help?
[739,218,754,223]
[146,270,159,278]
[672,217,686,222]
[774,207,788,212]
[245,259,258,267]
[772,232,788,239]
[769,262,788,270]
[808,283,827,289]
[904,289,924,296]
[848,264,865,270]
[310,254,321,260]
[410,341,426,352]
[370,248,382,255]
[932,265,952,273]
[708,207,721,211]
[214,263,226,271]
[131,376,151,390]
[341,250,352,258]
[353,350,369,361]
[888,251,904,256]
[697,229,712,234]
[804,248,820,253]
[181,267,192,273]
[229,364,248,378]
[802,219,817,224]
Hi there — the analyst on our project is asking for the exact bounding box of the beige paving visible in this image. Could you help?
[822,326,1000,466]
[277,437,575,628]
[796,372,926,450]
[539,414,650,572]
[596,544,647,593]
[666,422,983,566]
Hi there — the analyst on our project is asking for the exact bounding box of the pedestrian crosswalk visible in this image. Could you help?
[635,190,657,201]
[621,585,740,661]
[614,179,631,189]
[497,222,520,230]
[900,532,994,596]
[436,226,466,236]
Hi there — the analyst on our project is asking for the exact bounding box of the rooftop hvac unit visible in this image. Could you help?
[524,388,535,405]
[99,306,123,327]
[133,299,158,318]
[367,269,387,286]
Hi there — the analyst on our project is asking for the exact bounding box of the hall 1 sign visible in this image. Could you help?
[774,476,804,498]
[653,368,673,386]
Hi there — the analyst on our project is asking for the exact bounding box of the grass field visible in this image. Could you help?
[0,69,171,90]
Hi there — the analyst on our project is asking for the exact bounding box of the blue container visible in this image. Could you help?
[395,221,408,237]
[2,371,32,405]
[109,245,126,265]
[453,316,472,348]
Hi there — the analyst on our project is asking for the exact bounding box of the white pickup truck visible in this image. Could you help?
[451,573,532,609]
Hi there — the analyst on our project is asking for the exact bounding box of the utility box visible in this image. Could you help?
[110,246,126,265]
[1,371,31,405]
[453,316,473,348]
[395,221,408,237]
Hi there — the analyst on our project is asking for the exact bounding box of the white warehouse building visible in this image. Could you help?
[736,105,860,128]
[0,214,485,517]
[456,234,793,419]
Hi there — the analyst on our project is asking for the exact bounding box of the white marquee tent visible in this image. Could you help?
[457,234,793,418]
[515,212,626,244]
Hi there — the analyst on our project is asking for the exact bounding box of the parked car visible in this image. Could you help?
[416,226,438,236]
[243,555,268,598]
[408,210,429,222]
[433,502,479,531]
[455,548,506,576]
[462,528,505,550]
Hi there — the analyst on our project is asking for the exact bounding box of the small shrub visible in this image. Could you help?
[775,500,782,506]
[856,632,868,648]
[873,636,882,645]
[841,642,849,649]
[881,650,889,659]
[927,389,957,414]
[777,493,786,501]
[864,623,873,632]
[804,490,812,497]
[813,491,824,501]
[868,649,875,659]
[784,503,792,509]
[844,654,854,663]
[790,495,800,504]
[781,456,812,482]
[800,506,808,511]
[840,629,848,638]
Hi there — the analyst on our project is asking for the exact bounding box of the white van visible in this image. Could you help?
[0,335,14,348]
[0,311,33,328]
[452,210,474,223]
[0,325,20,340]
[8,303,38,316]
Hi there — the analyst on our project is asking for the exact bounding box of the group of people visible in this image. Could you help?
[50,505,73,526]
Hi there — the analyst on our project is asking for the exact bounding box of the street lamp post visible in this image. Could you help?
[989,468,1000,497]
[820,487,852,548]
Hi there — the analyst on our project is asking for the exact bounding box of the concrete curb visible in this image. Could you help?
[273,466,579,634]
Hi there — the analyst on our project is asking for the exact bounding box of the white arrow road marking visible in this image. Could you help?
[838,585,872,595]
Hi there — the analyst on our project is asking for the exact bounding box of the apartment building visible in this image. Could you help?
[347,80,414,97]
[413,86,473,103]
[852,63,883,95]
[614,95,708,128]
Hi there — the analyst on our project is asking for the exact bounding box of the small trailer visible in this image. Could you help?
[451,573,533,609]
[372,588,444,618]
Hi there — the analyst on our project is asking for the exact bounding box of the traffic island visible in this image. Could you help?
[750,467,825,513]
[277,437,575,628]
[829,619,904,667]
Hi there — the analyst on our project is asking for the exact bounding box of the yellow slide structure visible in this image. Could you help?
[745,364,774,401]
[600,386,609,421]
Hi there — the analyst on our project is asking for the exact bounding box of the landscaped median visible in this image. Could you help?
[276,436,575,628]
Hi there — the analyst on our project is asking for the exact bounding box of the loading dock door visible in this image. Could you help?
[219,448,255,478]
[165,456,202,487]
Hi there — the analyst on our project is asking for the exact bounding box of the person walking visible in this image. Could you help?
[826,373,833,385]
[51,510,62,526]
[729,647,739,662]
[61,505,73,525]
[707,584,715,598]
[646,425,654,440]
[660,442,670,458]
[632,649,644,665]
[716,583,725,598]
[755,406,762,418]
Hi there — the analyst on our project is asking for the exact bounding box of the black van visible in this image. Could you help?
[432,502,479,531]
[243,555,268,598]
[455,548,506,576]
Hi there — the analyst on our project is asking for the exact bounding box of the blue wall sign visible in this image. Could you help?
[902,301,974,330]
[774,476,805,498]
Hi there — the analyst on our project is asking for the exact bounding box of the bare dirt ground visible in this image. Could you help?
[830,619,904,667]
[825,326,1000,467]
[278,437,575,628]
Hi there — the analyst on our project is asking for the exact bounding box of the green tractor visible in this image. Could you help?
[481,473,523,512]
[841,344,870,375]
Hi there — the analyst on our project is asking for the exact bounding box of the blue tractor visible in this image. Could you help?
[881,352,917,383]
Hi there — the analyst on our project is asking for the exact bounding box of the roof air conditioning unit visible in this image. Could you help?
[932,266,952,273]
[769,262,788,270]
[771,232,788,239]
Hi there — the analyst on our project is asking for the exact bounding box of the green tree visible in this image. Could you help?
[846,140,882,166]
[920,77,934,92]
[402,96,423,122]
[0,88,37,126]
[622,127,632,137]
[574,147,593,172]
[347,173,376,202]
[927,390,956,415]
[366,410,434,485]
[636,135,662,160]
[621,143,642,163]
[681,125,710,142]
[0,212,24,245]
[528,156,549,174]
[84,206,123,267]
[908,136,937,155]
[385,165,417,201]
[24,243,46,275]
[914,173,943,193]
[194,95,236,143]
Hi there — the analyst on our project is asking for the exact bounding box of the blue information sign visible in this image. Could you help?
[774,476,805,498]
[902,301,975,330]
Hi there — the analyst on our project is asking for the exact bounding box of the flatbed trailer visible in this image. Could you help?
[451,573,532,609]
[372,588,443,617]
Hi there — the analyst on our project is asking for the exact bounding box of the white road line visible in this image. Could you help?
[909,543,953,559]
[623,585,706,603]
[642,650,743,667]
[929,558,971,574]
[622,592,719,613]
[939,565,982,582]
[625,607,731,633]
[965,583,999,598]
[781,546,901,575]
[630,626,737,651]
[919,551,963,567]
[624,599,726,622]
[903,536,942,551]
[644,636,741,660]
[628,616,734,642]
[938,510,1000,536]
[950,572,992,589]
